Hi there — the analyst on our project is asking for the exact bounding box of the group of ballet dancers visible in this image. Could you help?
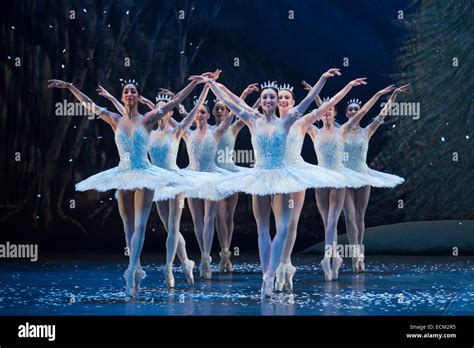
[47,68,409,298]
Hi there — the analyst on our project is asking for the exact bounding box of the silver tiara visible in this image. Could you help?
[193,96,209,106]
[322,96,331,102]
[278,83,294,92]
[155,93,172,102]
[347,98,362,105]
[260,80,278,90]
[119,78,139,87]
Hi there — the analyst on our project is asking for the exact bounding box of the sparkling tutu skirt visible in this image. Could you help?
[357,165,405,188]
[216,165,324,197]
[76,164,189,192]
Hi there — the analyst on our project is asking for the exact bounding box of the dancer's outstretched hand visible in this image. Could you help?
[395,84,411,94]
[301,80,312,91]
[96,85,113,99]
[377,85,397,96]
[243,83,259,96]
[322,68,341,79]
[189,75,212,84]
[159,88,175,97]
[138,96,148,105]
[47,79,70,89]
[202,69,222,81]
[349,77,368,87]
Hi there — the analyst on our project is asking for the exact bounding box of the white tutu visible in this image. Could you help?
[76,164,189,192]
[344,128,405,188]
[216,166,319,197]
[183,169,227,201]
[77,126,190,193]
[362,167,405,188]
[293,160,366,189]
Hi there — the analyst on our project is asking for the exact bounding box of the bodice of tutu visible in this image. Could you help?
[187,131,219,172]
[284,125,305,166]
[314,132,345,171]
[148,129,180,170]
[252,121,287,169]
[115,126,152,170]
[215,127,238,170]
[344,129,369,172]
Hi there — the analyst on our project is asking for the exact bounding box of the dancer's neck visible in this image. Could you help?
[124,106,140,120]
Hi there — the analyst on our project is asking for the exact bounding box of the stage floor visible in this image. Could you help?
[0,255,472,316]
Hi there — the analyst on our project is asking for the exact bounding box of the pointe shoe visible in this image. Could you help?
[356,254,365,273]
[285,264,297,292]
[332,254,343,280]
[261,272,275,298]
[124,267,137,298]
[218,250,233,273]
[182,259,195,284]
[275,263,287,292]
[352,257,359,273]
[135,266,147,292]
[320,257,332,282]
[163,263,175,288]
[200,255,212,279]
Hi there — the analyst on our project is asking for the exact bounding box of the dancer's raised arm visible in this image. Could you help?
[190,75,258,125]
[176,85,210,138]
[299,78,368,127]
[292,68,341,117]
[367,84,411,138]
[342,85,396,133]
[217,82,260,116]
[144,80,201,128]
[48,79,120,129]
[96,85,126,116]
[231,83,260,135]
[139,95,156,111]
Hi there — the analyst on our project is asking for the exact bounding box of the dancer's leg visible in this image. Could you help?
[117,190,135,255]
[156,200,188,264]
[354,186,371,272]
[315,188,329,231]
[270,194,291,274]
[327,188,346,279]
[343,189,359,272]
[217,193,239,272]
[202,199,218,254]
[125,189,154,296]
[276,191,304,291]
[281,191,305,264]
[252,194,272,274]
[187,198,205,253]
[315,188,332,281]
[354,186,371,245]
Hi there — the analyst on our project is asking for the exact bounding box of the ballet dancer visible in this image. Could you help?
[191,70,353,297]
[212,83,260,273]
[274,70,351,292]
[182,75,245,280]
[47,75,209,297]
[306,78,386,281]
[342,85,409,272]
[96,84,214,287]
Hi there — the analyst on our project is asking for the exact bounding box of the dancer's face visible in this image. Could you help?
[195,105,210,126]
[260,88,278,113]
[277,90,295,113]
[346,103,360,119]
[156,101,174,121]
[212,101,228,123]
[121,84,139,108]
[321,105,336,126]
